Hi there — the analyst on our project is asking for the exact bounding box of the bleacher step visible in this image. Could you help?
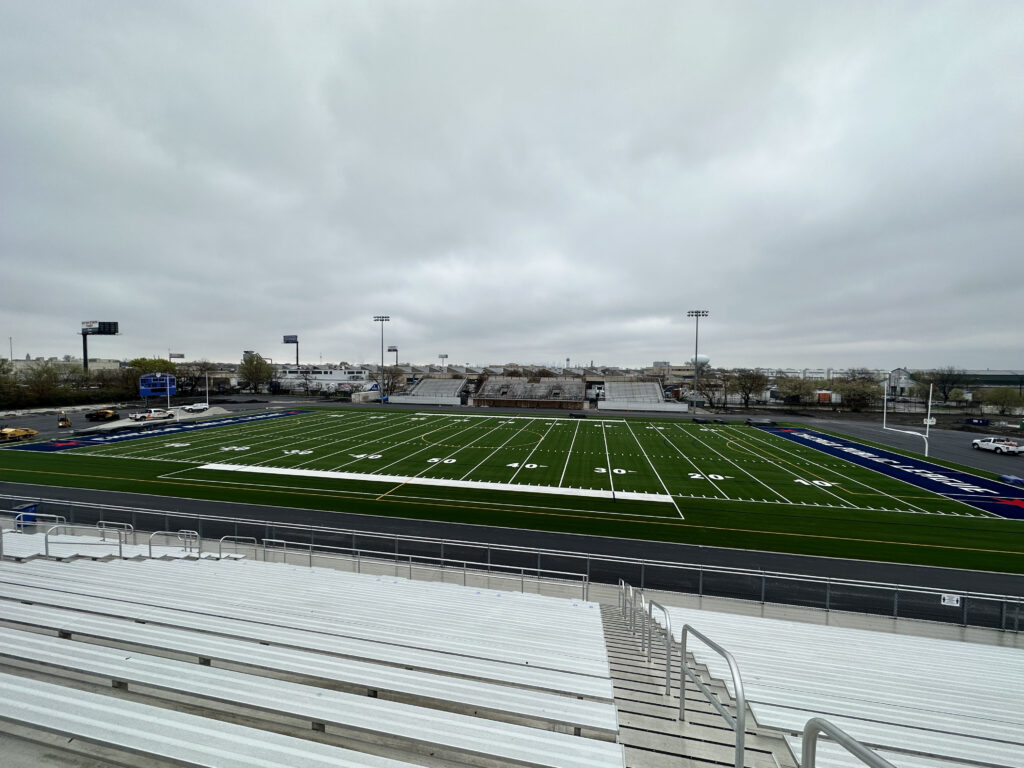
[600,605,794,768]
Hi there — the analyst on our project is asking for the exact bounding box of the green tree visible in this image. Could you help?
[238,353,275,393]
[980,387,1023,415]
[732,369,769,409]
[832,369,881,412]
[127,358,179,377]
[774,375,817,405]
[0,359,20,407]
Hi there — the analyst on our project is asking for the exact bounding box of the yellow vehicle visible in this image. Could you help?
[58,411,72,428]
[0,426,39,442]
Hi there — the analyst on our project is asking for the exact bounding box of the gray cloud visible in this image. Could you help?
[2,1,1021,370]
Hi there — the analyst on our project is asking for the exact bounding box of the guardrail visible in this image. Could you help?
[3,494,1021,630]
[147,529,199,558]
[219,535,257,559]
[44,524,125,559]
[261,537,589,597]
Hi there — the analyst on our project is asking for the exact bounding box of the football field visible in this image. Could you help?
[61,410,1004,518]
[5,408,1023,571]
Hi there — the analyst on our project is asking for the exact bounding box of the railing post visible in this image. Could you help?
[698,565,704,598]
[893,586,899,619]
[962,595,968,627]
[760,570,766,604]
[825,579,831,612]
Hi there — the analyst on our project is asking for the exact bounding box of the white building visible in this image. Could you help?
[276,366,370,393]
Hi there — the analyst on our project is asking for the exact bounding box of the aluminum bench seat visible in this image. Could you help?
[0,632,625,768]
[0,601,617,737]
[762,704,1022,768]
[0,582,613,700]
[0,560,608,676]
[0,570,607,680]
[0,673,427,768]
[660,606,1024,768]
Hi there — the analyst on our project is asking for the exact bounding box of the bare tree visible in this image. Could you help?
[696,368,730,409]
[912,366,972,403]
[369,365,403,398]
[732,369,769,408]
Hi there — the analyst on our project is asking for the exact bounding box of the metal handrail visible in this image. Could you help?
[262,537,590,596]
[646,600,674,692]
[219,536,257,558]
[147,530,200,557]
[801,717,897,768]
[44,524,123,559]
[96,520,134,543]
[178,529,199,552]
[14,512,66,530]
[678,623,746,768]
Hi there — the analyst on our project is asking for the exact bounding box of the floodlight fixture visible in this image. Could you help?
[687,310,709,409]
[374,315,390,403]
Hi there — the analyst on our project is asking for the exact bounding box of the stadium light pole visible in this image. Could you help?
[687,310,708,409]
[374,315,389,403]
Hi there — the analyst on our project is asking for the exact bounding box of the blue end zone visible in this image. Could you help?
[760,427,1024,520]
[7,410,310,453]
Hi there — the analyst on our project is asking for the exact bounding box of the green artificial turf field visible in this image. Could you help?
[2,408,1022,571]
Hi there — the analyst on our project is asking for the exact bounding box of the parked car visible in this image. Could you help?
[182,402,209,413]
[971,436,1023,455]
[85,409,120,422]
[129,408,174,422]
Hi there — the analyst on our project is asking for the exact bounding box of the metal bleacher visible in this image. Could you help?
[474,376,584,404]
[653,603,1024,768]
[0,556,624,768]
[603,381,664,404]
[389,377,468,406]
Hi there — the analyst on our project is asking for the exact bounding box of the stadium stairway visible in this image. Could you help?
[599,605,793,768]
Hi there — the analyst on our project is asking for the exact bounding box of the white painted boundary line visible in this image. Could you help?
[415,412,627,423]
[197,462,673,503]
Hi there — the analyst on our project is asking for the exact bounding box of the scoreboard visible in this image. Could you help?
[139,373,176,398]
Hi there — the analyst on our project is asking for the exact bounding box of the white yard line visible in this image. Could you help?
[508,420,559,484]
[681,426,791,503]
[459,419,539,480]
[624,421,683,518]
[197,463,674,503]
[600,423,616,498]
[371,417,490,474]
[662,425,731,500]
[558,421,583,488]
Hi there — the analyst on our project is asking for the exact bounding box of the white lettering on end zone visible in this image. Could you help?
[197,463,673,503]
[790,432,998,495]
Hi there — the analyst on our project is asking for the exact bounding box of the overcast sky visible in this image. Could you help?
[2,1,1021,371]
